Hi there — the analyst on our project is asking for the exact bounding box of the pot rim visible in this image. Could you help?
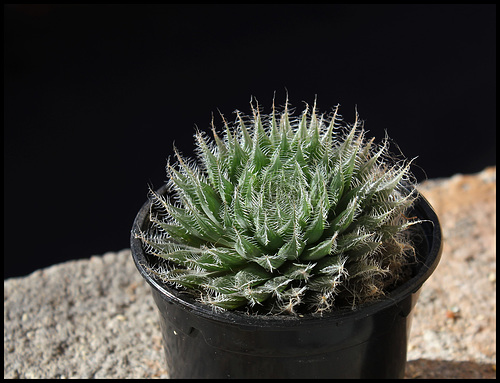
[130,186,442,328]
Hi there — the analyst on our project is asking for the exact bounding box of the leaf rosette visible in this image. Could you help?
[135,98,420,315]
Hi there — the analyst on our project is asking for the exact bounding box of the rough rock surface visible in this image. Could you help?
[4,250,168,379]
[406,166,496,378]
[4,167,496,379]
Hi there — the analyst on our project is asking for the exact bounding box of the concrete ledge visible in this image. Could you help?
[4,167,496,378]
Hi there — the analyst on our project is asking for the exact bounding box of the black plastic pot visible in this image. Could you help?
[131,187,442,379]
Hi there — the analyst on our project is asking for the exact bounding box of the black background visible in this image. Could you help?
[4,4,496,278]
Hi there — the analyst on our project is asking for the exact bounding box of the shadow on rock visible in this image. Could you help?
[405,359,496,379]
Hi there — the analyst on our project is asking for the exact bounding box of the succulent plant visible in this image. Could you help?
[135,98,421,315]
